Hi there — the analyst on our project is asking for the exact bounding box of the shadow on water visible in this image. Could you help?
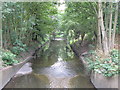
[4,40,96,88]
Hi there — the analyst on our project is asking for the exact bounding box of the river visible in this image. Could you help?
[4,40,95,88]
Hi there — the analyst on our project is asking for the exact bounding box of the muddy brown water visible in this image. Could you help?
[4,40,95,88]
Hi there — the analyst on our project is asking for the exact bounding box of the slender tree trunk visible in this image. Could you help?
[105,13,109,32]
[97,2,102,50]
[111,3,118,49]
[108,3,113,50]
[100,9,109,55]
[105,3,109,34]
[80,32,85,46]
[98,2,109,55]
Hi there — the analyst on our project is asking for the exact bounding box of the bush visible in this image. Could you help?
[11,46,26,55]
[2,50,19,65]
[85,49,119,77]
[11,40,28,55]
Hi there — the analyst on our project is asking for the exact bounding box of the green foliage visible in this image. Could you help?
[85,49,119,77]
[61,2,97,44]
[2,50,19,65]
[13,39,27,48]
[11,46,25,55]
[2,2,58,68]
[11,40,27,55]
[88,50,96,55]
[2,2,58,48]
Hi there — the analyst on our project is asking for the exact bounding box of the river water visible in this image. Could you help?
[5,40,95,88]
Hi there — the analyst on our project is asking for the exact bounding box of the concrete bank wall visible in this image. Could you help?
[90,71,119,89]
[0,56,33,90]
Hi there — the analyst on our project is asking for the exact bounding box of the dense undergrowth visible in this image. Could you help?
[1,49,19,66]
[10,39,28,55]
[85,48,119,77]
[0,39,49,68]
[0,40,28,67]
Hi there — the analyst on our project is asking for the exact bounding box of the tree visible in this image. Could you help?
[97,2,118,55]
[61,2,118,56]
[98,2,109,55]
[61,2,97,45]
[2,2,58,49]
[111,3,118,49]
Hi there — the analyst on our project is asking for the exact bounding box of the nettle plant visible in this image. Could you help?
[85,49,119,77]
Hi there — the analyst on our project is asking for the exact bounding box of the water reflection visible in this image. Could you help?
[5,40,95,88]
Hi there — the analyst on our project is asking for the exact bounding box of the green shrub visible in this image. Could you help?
[110,49,119,63]
[85,49,119,77]
[11,40,28,55]
[11,46,26,55]
[2,51,19,65]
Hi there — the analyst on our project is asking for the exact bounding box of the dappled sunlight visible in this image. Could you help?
[54,38,64,40]
[57,0,66,13]
[58,56,63,61]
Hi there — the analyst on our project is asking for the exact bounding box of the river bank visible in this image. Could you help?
[0,41,49,89]
[70,41,119,89]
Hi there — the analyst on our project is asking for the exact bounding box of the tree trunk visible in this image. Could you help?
[80,32,85,46]
[97,2,102,50]
[111,3,118,49]
[105,3,109,34]
[98,2,109,55]
[108,3,113,50]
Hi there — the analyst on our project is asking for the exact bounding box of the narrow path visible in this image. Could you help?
[4,40,95,88]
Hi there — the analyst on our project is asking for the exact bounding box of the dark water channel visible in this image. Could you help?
[5,40,95,88]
